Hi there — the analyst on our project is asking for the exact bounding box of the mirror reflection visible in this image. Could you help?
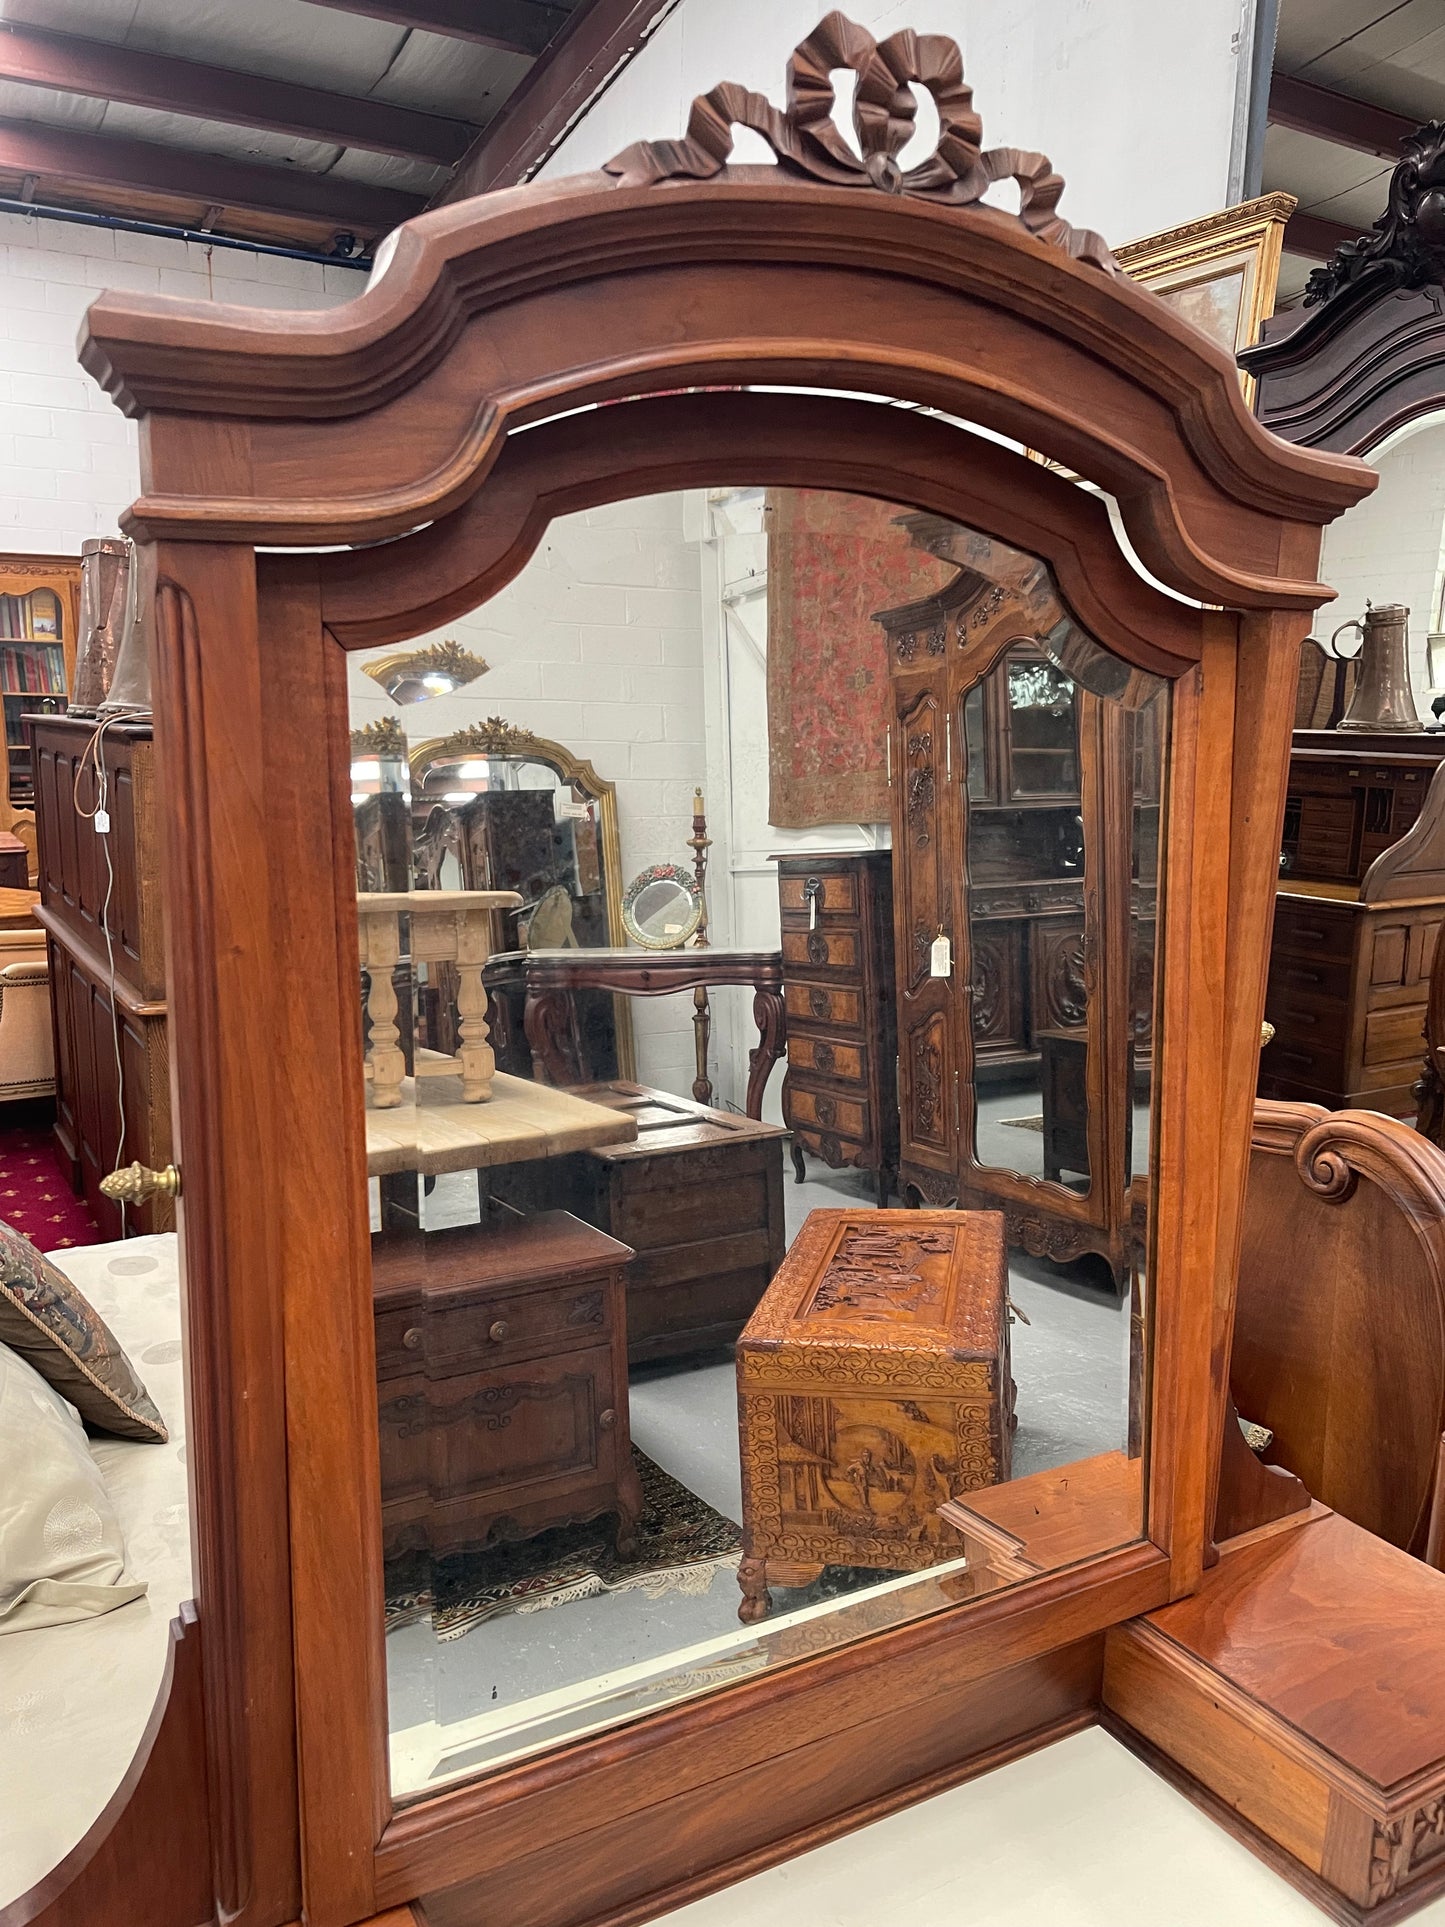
[343,479,1170,1800]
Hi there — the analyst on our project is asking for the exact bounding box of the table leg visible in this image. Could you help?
[364,958,406,1110]
[523,988,574,1087]
[745,985,786,1121]
[691,987,712,1106]
[454,958,496,1102]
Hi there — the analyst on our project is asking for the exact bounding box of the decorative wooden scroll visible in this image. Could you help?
[603,10,1114,271]
[1243,118,1445,454]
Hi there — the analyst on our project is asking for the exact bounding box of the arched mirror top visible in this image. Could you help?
[314,394,1203,679]
[79,15,1372,615]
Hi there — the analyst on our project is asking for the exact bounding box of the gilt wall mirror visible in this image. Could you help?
[348,711,637,1084]
[60,17,1372,1927]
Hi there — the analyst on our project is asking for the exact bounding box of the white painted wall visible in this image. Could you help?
[1316,422,1445,714]
[540,0,1250,245]
[0,212,359,554]
[346,493,708,1096]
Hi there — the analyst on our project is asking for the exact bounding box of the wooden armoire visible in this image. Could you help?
[878,542,1160,1282]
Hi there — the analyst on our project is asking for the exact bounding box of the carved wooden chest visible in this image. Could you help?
[735,1208,1013,1622]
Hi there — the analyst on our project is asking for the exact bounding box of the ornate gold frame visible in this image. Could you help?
[361,638,489,703]
[409,719,635,1078]
[1114,191,1297,406]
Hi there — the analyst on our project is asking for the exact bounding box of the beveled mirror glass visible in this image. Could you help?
[340,476,1171,1804]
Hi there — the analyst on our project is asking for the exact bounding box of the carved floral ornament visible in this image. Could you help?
[1305,118,1445,305]
[604,11,1115,273]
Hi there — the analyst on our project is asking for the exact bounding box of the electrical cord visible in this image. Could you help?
[72,705,151,1232]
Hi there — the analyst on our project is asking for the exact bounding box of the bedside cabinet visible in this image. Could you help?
[371,1210,643,1561]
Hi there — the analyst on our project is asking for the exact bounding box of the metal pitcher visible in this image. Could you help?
[1335,602,1420,732]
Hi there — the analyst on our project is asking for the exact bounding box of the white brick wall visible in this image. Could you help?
[0,210,359,553]
[1317,422,1445,710]
[347,493,707,1094]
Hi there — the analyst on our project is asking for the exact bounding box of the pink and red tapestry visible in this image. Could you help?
[766,489,956,829]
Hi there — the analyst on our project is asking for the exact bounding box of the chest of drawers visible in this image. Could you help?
[485,1082,787,1363]
[371,1210,643,1560]
[773,851,897,1205]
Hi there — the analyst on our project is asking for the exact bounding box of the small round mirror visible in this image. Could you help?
[621,863,702,949]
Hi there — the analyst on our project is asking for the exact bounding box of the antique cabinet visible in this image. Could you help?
[1264,733,1445,1115]
[29,712,172,1238]
[486,1081,786,1363]
[879,562,1158,1282]
[371,1211,642,1559]
[773,850,898,1203]
[39,19,1394,1927]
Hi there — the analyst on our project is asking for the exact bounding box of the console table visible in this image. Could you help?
[490,946,787,1119]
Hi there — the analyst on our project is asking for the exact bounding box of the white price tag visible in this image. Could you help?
[929,932,951,978]
[95,809,110,835]
[809,896,817,931]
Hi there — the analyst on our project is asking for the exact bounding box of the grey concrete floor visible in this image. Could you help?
[384,1139,1133,1780]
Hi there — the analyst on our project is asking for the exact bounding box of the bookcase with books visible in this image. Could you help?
[0,556,79,811]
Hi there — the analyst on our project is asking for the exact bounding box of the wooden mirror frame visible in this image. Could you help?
[54,21,1373,1927]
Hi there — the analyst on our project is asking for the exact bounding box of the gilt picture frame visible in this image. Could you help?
[1114,190,1297,406]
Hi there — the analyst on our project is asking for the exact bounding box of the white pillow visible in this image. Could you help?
[0,1340,147,1633]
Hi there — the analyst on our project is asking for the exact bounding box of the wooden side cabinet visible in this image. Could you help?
[774,850,898,1206]
[371,1211,643,1560]
[29,713,172,1237]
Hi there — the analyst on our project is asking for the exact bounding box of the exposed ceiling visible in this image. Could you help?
[0,0,675,258]
[1266,0,1445,302]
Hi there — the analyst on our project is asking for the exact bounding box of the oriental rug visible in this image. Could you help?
[384,1448,742,1642]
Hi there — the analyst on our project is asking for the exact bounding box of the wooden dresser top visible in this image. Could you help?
[740,1209,1006,1358]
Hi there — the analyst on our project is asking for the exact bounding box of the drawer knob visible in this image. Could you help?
[488,1319,510,1343]
[402,1326,423,1351]
[815,1095,837,1127]
[598,1407,617,1430]
[809,987,830,1019]
[814,1041,835,1074]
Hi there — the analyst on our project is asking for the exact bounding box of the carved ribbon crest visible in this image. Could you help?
[603,11,1114,273]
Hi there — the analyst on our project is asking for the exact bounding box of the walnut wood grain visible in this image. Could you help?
[1235,1100,1445,1562]
[1104,1512,1445,1919]
[6,1606,210,1927]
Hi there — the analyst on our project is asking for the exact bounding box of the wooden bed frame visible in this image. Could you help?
[16,16,1410,1927]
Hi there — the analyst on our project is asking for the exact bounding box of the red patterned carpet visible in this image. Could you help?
[0,1115,100,1250]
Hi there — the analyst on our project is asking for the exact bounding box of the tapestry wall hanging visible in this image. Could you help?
[766,488,955,829]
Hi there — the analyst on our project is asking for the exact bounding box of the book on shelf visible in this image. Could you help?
[0,645,66,696]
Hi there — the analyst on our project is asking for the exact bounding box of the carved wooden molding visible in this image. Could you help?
[1303,120,1445,308]
[604,11,1113,272]
[1252,1097,1445,1262]
[1243,122,1445,455]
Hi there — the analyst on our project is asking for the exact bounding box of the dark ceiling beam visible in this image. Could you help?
[1268,73,1417,161]
[1284,210,1367,261]
[0,121,423,236]
[299,0,571,58]
[0,23,476,166]
[439,0,675,201]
